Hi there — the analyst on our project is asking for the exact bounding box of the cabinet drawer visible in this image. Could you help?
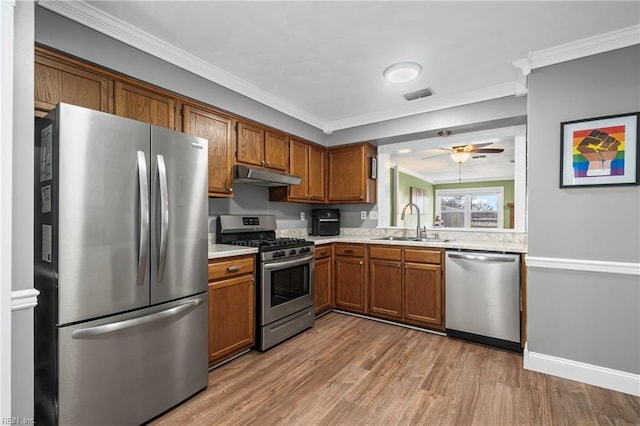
[368,246,402,261]
[208,256,255,281]
[334,244,364,257]
[404,249,442,265]
[315,246,332,259]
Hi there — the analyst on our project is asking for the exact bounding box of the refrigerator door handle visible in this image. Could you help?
[71,298,204,339]
[136,151,150,286]
[157,154,169,282]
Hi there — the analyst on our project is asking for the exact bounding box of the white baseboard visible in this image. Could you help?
[524,344,640,396]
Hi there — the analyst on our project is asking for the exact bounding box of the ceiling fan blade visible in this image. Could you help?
[421,153,448,160]
[451,142,493,150]
[474,148,504,153]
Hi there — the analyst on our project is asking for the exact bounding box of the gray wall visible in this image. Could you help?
[12,0,34,419]
[527,45,640,373]
[208,185,378,234]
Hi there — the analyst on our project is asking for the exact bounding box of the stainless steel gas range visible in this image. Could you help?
[217,215,315,351]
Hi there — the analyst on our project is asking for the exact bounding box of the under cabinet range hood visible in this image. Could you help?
[233,164,302,187]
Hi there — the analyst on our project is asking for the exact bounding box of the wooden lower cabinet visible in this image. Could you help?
[368,245,444,330]
[207,255,255,366]
[333,244,367,314]
[369,259,402,318]
[404,262,442,327]
[314,245,333,315]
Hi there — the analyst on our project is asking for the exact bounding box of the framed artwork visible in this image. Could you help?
[410,187,427,214]
[560,112,639,187]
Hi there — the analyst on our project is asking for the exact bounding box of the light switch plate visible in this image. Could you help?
[300,212,305,221]
[369,211,378,220]
[361,211,367,220]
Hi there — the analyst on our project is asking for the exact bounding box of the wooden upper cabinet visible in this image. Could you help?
[34,49,111,117]
[114,81,175,129]
[328,143,377,204]
[269,138,326,203]
[287,139,310,201]
[236,121,264,167]
[236,122,289,171]
[182,104,234,197]
[308,144,326,202]
[264,131,289,171]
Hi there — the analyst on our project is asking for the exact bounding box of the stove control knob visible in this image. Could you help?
[289,249,296,255]
[278,251,286,257]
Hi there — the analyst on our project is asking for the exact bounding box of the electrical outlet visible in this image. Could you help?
[360,211,367,220]
[369,211,378,220]
[300,212,305,221]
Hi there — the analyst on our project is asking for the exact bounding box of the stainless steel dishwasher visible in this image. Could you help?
[445,250,521,352]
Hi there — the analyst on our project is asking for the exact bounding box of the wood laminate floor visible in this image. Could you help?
[152,312,640,426]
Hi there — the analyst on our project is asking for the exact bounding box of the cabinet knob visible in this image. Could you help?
[267,161,271,166]
[397,263,401,268]
[229,188,233,192]
[359,195,364,200]
[261,160,266,166]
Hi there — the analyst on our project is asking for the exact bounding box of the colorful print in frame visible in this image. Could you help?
[560,112,639,187]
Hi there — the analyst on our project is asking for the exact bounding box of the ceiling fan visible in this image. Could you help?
[422,142,504,164]
[422,142,505,183]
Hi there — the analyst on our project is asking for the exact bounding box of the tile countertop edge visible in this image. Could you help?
[306,236,527,253]
[208,245,259,260]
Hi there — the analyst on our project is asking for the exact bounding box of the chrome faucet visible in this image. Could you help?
[400,203,421,238]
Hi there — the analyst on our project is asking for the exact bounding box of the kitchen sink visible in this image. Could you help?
[373,236,413,241]
[374,236,453,243]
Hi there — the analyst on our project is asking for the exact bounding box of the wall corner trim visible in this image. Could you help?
[524,344,640,396]
[11,288,39,312]
[525,255,640,276]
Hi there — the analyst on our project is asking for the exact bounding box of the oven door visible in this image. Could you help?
[261,253,315,325]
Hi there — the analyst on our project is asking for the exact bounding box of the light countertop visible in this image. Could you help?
[209,234,526,259]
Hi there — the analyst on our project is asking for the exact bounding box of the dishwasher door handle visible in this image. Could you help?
[448,253,517,263]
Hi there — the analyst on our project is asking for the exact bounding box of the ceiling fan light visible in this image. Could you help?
[450,151,472,164]
[383,62,422,83]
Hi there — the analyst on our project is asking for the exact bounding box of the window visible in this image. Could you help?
[435,187,504,229]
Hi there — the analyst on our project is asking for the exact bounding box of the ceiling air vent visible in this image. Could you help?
[403,87,434,101]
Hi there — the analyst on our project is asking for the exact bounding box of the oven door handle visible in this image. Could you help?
[263,254,315,271]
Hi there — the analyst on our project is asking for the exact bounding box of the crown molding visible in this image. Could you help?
[324,82,517,134]
[513,24,640,77]
[37,0,328,130]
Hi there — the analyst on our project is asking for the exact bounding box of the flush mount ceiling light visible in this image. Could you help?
[438,130,452,137]
[383,62,422,83]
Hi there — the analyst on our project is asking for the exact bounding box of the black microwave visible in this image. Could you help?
[310,209,340,236]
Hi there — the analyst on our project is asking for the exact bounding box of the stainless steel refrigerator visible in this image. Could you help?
[34,103,209,425]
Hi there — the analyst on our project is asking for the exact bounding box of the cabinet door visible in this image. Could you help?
[334,256,366,313]
[208,274,255,365]
[403,262,443,328]
[114,81,175,129]
[264,131,289,171]
[314,256,332,315]
[369,259,402,319]
[328,144,366,202]
[183,105,234,197]
[288,139,310,201]
[308,144,326,202]
[236,121,264,167]
[35,53,111,117]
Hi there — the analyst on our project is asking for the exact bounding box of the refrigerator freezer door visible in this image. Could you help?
[57,293,208,425]
[56,104,151,325]
[150,126,208,304]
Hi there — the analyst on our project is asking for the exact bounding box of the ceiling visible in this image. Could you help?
[40,1,640,182]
